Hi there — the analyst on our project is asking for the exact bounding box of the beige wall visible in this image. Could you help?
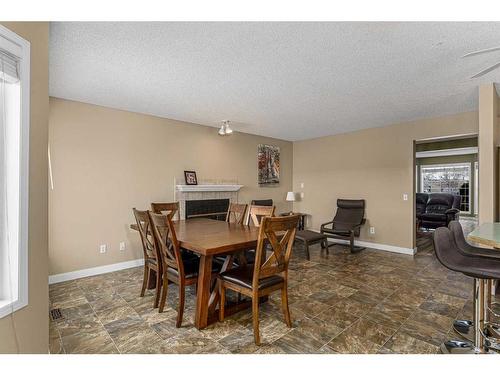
[0,22,49,353]
[478,83,500,224]
[49,98,293,275]
[293,112,478,250]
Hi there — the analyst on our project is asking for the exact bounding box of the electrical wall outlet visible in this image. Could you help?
[119,242,126,251]
[99,244,107,254]
[300,192,305,199]
[300,182,304,188]
[403,193,408,201]
[370,226,375,234]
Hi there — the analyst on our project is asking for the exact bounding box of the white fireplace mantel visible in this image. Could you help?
[175,184,243,193]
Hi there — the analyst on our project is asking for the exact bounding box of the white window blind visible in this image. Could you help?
[0,25,30,321]
[0,50,20,84]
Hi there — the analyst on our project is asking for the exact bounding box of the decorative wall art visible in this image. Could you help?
[258,144,280,184]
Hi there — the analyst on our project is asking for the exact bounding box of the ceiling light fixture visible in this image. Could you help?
[218,120,233,136]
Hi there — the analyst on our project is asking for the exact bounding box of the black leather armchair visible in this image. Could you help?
[320,199,366,253]
[418,193,460,230]
[416,193,428,217]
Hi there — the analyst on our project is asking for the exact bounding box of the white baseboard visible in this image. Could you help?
[325,238,416,256]
[49,258,144,285]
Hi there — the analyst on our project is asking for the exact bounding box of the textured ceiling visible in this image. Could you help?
[49,22,500,141]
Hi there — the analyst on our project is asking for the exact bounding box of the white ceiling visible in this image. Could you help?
[49,22,500,141]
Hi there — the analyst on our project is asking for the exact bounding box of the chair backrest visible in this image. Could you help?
[448,221,472,254]
[251,199,273,207]
[149,212,183,274]
[252,215,300,287]
[416,193,428,215]
[433,227,459,271]
[151,202,180,220]
[333,199,365,232]
[246,205,276,226]
[226,203,248,224]
[133,208,160,263]
[425,193,455,214]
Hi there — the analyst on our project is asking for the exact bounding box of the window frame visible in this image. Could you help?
[419,162,472,214]
[0,25,30,319]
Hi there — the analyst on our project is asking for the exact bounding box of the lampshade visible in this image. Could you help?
[286,192,296,201]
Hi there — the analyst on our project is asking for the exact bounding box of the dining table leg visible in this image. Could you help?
[208,254,234,315]
[194,254,213,329]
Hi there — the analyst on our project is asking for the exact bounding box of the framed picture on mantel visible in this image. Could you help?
[184,171,198,185]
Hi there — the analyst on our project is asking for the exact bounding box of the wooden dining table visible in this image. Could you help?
[468,223,500,249]
[130,218,261,329]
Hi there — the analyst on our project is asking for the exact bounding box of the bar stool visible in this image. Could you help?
[433,226,500,354]
[448,221,500,344]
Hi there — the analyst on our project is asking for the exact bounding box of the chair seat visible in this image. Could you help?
[321,227,352,236]
[219,265,284,290]
[420,213,447,222]
[166,252,221,279]
[167,260,199,279]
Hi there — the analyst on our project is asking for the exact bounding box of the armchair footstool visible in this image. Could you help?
[294,230,329,260]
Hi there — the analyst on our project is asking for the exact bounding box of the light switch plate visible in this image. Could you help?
[403,193,408,201]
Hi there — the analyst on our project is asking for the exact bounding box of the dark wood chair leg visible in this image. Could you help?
[252,294,261,345]
[305,242,310,260]
[140,265,148,297]
[153,270,161,308]
[281,284,292,327]
[158,274,168,313]
[176,281,185,328]
[219,281,225,322]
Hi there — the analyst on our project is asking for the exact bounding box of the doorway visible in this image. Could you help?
[413,135,479,252]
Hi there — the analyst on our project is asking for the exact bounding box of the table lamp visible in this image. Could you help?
[286,192,296,202]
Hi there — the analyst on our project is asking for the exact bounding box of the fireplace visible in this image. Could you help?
[175,182,243,220]
[185,199,230,221]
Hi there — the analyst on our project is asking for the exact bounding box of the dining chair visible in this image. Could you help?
[233,204,276,269]
[218,214,300,345]
[245,204,276,226]
[149,212,220,327]
[132,208,163,308]
[151,202,180,220]
[226,203,248,224]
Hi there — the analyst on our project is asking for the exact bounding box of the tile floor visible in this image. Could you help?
[49,227,479,354]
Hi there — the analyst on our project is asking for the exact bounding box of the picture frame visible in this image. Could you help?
[184,170,198,185]
[258,144,280,184]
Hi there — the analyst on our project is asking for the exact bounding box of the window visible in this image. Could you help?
[0,26,30,319]
[420,163,471,214]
